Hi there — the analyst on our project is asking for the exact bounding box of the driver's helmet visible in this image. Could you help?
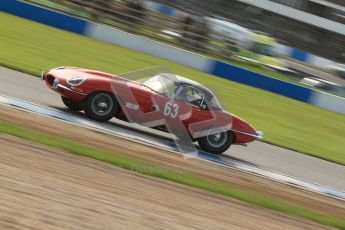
[176,86,192,102]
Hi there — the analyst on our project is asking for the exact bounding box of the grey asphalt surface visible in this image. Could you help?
[1,66,345,191]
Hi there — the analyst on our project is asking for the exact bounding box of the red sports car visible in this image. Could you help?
[42,67,263,154]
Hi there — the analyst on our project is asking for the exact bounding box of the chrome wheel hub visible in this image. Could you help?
[98,102,108,109]
[213,133,221,141]
[91,93,113,116]
[207,128,227,148]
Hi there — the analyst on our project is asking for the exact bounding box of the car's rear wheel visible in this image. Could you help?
[61,96,83,112]
[84,92,119,122]
[198,128,234,154]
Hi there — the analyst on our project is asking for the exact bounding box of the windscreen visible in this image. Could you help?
[143,74,178,97]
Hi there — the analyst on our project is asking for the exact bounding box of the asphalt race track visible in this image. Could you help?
[1,66,345,191]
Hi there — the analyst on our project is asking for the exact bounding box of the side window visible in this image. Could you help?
[176,86,204,107]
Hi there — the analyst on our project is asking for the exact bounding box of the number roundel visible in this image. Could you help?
[163,102,179,118]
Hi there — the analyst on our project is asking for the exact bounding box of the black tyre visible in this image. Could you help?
[61,96,83,112]
[83,92,119,122]
[198,129,234,154]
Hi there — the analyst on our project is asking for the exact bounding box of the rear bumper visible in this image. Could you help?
[254,131,264,140]
[232,129,264,140]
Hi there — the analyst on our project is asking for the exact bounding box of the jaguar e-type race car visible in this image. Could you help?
[42,67,263,154]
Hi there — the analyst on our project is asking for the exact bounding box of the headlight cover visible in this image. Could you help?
[67,77,87,86]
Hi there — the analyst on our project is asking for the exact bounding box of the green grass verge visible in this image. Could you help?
[0,120,345,229]
[1,12,345,165]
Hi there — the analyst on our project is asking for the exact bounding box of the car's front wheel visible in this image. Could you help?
[198,129,234,154]
[61,96,83,112]
[84,92,119,122]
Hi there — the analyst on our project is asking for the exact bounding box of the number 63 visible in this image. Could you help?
[163,102,179,118]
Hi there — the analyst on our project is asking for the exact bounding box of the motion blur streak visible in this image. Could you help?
[1,93,344,201]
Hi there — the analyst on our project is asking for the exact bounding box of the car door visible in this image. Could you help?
[174,85,214,136]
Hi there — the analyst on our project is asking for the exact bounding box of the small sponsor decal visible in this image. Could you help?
[125,102,139,110]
